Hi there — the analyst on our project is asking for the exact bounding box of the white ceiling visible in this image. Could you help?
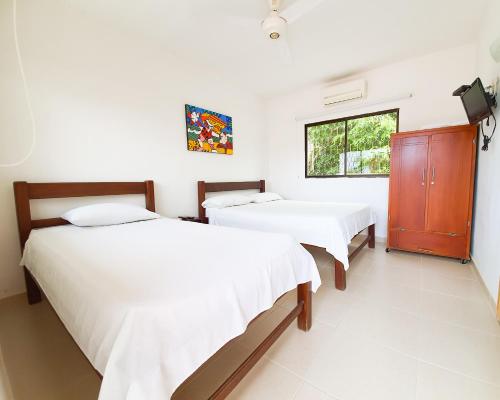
[70,0,487,97]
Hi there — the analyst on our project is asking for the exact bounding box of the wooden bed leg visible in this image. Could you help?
[334,259,346,291]
[368,224,375,248]
[297,281,312,331]
[24,267,41,305]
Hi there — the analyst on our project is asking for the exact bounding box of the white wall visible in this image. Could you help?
[264,44,477,240]
[0,0,267,298]
[471,0,500,303]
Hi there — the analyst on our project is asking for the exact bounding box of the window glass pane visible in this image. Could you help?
[306,122,345,176]
[346,112,397,175]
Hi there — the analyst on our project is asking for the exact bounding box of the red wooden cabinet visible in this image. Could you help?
[386,124,477,261]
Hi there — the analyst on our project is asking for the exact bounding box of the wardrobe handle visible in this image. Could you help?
[431,166,435,185]
[421,168,425,186]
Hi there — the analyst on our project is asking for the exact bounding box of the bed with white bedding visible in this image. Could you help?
[14,180,320,400]
[198,180,376,290]
[206,200,375,268]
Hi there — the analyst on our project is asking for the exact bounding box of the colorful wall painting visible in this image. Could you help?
[185,104,233,155]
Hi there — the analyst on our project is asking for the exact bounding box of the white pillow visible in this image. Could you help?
[202,194,251,209]
[250,192,283,203]
[62,203,160,227]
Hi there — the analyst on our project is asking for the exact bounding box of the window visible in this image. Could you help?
[305,109,399,177]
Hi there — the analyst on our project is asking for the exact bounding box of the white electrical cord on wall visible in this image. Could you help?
[1,0,36,167]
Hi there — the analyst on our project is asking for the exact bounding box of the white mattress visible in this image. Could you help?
[206,200,376,269]
[21,218,320,400]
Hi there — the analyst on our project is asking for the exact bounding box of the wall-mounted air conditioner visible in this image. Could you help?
[323,79,366,106]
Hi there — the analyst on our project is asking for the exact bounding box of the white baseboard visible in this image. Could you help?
[0,344,13,400]
[470,255,498,319]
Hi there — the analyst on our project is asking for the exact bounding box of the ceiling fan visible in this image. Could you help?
[183,0,326,65]
[260,0,326,63]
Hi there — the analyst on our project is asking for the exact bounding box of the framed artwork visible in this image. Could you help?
[185,104,233,155]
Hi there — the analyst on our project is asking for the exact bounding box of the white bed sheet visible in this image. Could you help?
[206,200,376,269]
[21,218,320,400]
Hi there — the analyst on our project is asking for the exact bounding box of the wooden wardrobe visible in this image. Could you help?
[386,124,477,262]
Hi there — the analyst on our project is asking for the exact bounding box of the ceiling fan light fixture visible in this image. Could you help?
[261,11,286,40]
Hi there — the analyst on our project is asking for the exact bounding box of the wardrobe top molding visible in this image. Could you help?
[393,124,477,139]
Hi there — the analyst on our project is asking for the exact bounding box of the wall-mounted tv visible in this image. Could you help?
[460,78,494,124]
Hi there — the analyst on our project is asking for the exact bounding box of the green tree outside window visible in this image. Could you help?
[306,110,398,177]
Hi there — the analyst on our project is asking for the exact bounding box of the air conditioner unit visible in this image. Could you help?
[323,79,366,106]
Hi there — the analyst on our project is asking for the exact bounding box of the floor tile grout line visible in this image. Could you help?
[370,265,479,281]
[265,356,345,400]
[419,272,478,282]
[417,312,500,338]
[347,286,498,337]
[315,294,363,329]
[331,323,500,389]
[289,378,305,400]
[414,357,420,400]
[420,286,490,302]
[419,286,491,304]
[359,280,487,306]
[335,324,422,361]
[416,358,500,389]
[363,294,500,338]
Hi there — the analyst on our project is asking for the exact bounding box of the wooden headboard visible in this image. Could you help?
[13,181,155,249]
[197,180,265,222]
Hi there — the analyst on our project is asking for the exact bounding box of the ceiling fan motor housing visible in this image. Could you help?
[261,11,287,39]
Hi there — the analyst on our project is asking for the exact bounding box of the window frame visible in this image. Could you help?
[304,108,399,178]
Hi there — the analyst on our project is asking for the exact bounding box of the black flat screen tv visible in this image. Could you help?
[461,78,493,124]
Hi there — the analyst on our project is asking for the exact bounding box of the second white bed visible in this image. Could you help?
[206,199,376,270]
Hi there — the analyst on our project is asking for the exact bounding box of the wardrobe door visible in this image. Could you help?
[426,130,474,235]
[394,136,429,231]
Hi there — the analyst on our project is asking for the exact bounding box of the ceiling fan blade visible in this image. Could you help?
[280,0,326,24]
[221,15,260,28]
[275,36,293,65]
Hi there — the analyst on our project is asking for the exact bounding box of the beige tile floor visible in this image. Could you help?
[1,241,499,400]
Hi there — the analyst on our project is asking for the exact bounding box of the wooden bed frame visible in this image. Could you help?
[13,180,311,399]
[198,179,375,291]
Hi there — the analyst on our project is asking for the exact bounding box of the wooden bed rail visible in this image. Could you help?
[208,281,311,399]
